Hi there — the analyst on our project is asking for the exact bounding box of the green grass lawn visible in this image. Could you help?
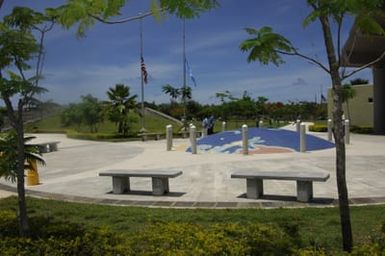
[0,196,384,251]
[25,110,289,139]
[25,111,182,135]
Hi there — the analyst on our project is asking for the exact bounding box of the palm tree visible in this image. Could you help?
[180,86,192,101]
[162,84,181,102]
[106,84,137,136]
[0,132,45,183]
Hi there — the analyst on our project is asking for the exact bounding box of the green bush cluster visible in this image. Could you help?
[129,222,298,255]
[30,128,67,134]
[309,125,327,132]
[350,126,373,134]
[66,130,136,141]
[0,211,130,255]
[2,210,385,255]
[0,211,300,255]
[309,124,374,134]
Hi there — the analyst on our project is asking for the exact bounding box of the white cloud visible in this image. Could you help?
[40,60,180,103]
[171,30,243,55]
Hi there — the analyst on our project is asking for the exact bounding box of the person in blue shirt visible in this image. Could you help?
[207,115,215,135]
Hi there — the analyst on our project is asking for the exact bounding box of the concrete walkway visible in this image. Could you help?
[1,130,385,208]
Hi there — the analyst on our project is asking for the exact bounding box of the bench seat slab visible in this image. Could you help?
[246,179,263,199]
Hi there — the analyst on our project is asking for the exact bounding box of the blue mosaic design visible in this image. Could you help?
[186,128,335,154]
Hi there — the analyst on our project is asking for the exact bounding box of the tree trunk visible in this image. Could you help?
[1,93,31,236]
[15,122,30,237]
[319,15,353,252]
[332,77,352,252]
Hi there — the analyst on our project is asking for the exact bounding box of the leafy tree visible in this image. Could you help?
[54,0,219,37]
[79,94,104,133]
[162,84,193,122]
[240,0,385,251]
[106,84,137,136]
[61,103,83,130]
[215,90,238,103]
[256,96,268,118]
[349,78,369,85]
[0,6,54,236]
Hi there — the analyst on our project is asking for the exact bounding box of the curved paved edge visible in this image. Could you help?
[1,183,385,209]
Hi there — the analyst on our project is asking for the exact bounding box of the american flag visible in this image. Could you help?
[141,57,148,84]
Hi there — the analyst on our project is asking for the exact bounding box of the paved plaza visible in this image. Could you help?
[1,127,385,208]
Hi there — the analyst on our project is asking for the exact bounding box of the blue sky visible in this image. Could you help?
[2,0,372,105]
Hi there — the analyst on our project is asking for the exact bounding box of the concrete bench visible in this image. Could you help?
[37,141,60,153]
[98,169,183,195]
[138,133,162,141]
[231,167,330,202]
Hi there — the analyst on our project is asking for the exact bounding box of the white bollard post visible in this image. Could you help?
[259,120,264,128]
[300,122,306,153]
[344,119,350,144]
[327,119,333,141]
[166,125,173,151]
[189,124,193,142]
[190,125,197,154]
[296,119,301,133]
[242,124,248,155]
[222,121,226,132]
[202,128,208,137]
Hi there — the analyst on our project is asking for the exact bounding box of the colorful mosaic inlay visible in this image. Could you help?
[186,128,335,154]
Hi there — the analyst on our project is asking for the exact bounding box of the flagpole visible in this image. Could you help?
[182,18,187,128]
[139,14,146,133]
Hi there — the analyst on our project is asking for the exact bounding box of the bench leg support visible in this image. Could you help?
[246,179,263,199]
[152,177,169,195]
[112,177,130,194]
[297,181,313,202]
[49,143,58,151]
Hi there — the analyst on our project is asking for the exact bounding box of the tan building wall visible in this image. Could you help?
[328,84,373,126]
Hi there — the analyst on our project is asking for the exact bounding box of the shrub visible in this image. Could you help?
[66,130,137,141]
[129,222,297,255]
[31,129,67,134]
[0,211,131,255]
[309,124,374,134]
[0,210,18,237]
[350,126,373,134]
[294,247,329,255]
[309,125,327,132]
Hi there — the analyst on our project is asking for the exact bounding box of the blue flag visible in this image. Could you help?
[185,59,197,87]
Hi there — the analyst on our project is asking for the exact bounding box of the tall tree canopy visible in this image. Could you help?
[240,0,385,252]
[53,0,219,37]
[0,6,54,236]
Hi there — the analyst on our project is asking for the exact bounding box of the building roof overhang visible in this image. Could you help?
[342,17,385,68]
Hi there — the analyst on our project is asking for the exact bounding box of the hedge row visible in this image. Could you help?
[1,210,385,255]
[309,125,373,134]
[65,130,138,141]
